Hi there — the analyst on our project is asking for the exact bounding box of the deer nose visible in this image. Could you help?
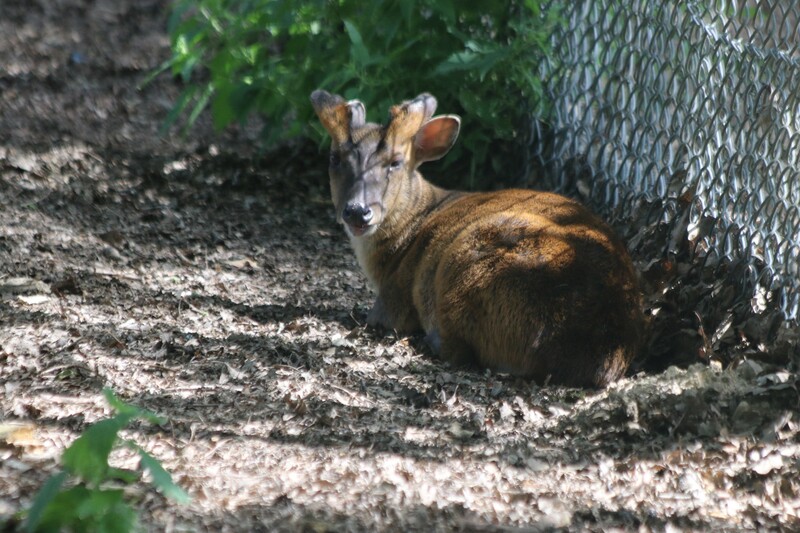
[342,203,373,227]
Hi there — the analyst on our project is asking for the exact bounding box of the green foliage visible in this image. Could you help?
[161,0,561,188]
[24,389,189,533]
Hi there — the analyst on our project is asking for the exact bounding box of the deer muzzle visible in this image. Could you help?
[342,202,375,237]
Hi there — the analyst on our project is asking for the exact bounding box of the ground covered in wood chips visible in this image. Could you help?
[2,1,800,531]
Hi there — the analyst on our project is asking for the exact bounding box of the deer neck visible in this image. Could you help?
[349,171,456,288]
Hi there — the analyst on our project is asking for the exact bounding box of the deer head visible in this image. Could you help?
[311,90,460,237]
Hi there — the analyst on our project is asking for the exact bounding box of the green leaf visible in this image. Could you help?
[102,389,164,425]
[186,84,215,132]
[167,0,195,34]
[23,470,68,533]
[524,0,542,16]
[211,82,236,129]
[434,46,509,81]
[398,0,413,25]
[229,82,259,121]
[343,19,369,67]
[95,502,137,533]
[431,0,456,25]
[106,467,140,484]
[29,485,91,533]
[137,56,175,90]
[132,444,191,504]
[433,50,480,73]
[77,489,137,533]
[61,417,127,486]
[73,488,126,520]
[160,86,197,135]
[30,486,137,533]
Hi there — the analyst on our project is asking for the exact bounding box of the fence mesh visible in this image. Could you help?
[531,0,800,341]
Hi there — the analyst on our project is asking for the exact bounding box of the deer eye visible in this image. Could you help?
[388,158,403,171]
[330,152,341,167]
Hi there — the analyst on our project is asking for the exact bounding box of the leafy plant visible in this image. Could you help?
[159,0,561,189]
[23,389,189,533]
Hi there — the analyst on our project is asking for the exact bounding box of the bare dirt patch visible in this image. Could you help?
[2,1,799,531]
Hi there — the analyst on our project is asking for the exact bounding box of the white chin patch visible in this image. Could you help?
[344,224,378,238]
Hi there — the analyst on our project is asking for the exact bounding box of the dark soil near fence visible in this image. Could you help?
[2,1,799,531]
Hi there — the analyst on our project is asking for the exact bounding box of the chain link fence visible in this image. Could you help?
[530,0,800,348]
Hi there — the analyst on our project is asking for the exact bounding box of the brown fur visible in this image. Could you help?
[311,90,645,387]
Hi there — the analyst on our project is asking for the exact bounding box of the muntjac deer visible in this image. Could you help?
[311,90,645,387]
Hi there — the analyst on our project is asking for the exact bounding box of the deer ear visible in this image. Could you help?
[387,93,438,142]
[414,115,461,164]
